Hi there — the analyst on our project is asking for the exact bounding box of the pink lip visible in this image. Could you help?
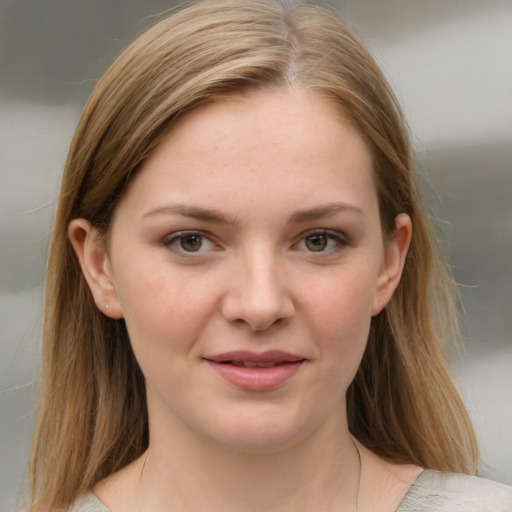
[204,351,306,391]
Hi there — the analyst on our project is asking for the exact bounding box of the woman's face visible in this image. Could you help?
[74,88,410,453]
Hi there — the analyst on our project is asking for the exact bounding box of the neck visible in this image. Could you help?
[134,414,361,512]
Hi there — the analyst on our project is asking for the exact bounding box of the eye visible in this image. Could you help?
[163,231,217,254]
[296,230,348,253]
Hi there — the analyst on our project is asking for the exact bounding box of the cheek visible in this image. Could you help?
[113,256,221,353]
[304,265,378,329]
[300,265,377,371]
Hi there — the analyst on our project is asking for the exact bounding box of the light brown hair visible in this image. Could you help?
[28,0,478,509]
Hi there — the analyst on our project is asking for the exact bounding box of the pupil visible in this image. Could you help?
[306,235,328,251]
[180,235,202,252]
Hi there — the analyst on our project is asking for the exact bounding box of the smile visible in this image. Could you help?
[230,361,281,368]
[204,351,306,391]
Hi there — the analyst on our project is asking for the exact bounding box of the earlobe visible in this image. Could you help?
[371,213,412,316]
[68,218,123,319]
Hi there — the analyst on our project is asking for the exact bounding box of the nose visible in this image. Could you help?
[221,250,295,331]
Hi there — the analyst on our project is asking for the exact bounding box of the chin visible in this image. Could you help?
[211,427,306,455]
[198,406,327,455]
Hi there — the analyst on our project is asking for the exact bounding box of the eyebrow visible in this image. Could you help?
[287,202,364,223]
[142,204,238,224]
[142,201,363,225]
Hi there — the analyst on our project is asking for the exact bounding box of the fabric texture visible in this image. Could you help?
[69,470,512,511]
[395,470,512,512]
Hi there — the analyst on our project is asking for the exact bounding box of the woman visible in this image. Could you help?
[28,0,512,511]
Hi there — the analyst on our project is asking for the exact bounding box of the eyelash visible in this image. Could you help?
[162,231,218,255]
[294,230,349,254]
[162,229,348,255]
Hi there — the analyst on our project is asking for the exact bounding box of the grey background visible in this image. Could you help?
[1,0,511,509]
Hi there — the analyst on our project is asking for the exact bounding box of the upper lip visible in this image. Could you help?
[204,350,305,363]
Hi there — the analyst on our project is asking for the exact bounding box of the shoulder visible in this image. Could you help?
[397,469,512,512]
[67,492,111,512]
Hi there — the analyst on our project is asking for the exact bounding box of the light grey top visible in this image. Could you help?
[68,470,512,511]
[395,470,512,511]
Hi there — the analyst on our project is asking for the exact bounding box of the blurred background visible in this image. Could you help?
[1,0,511,508]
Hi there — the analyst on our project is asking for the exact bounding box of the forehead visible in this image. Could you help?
[167,88,363,160]
[115,88,377,219]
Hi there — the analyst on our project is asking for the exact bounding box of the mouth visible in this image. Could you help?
[205,350,304,363]
[203,351,306,391]
[228,360,284,368]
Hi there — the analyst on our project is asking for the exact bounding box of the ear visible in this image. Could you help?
[68,218,123,319]
[371,213,412,316]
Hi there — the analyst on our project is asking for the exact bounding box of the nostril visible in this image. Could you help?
[228,313,291,333]
[220,268,295,330]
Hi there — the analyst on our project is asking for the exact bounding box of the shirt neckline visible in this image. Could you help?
[87,469,433,512]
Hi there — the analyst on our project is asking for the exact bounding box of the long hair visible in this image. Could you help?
[28,0,478,509]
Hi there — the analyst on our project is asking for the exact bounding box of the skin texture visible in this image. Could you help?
[69,88,415,511]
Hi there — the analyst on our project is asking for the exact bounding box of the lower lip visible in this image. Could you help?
[206,361,304,391]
